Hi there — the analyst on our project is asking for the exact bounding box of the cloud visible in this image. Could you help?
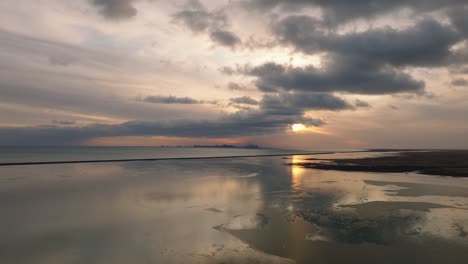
[52,120,76,125]
[449,5,468,37]
[0,29,220,123]
[354,99,371,108]
[218,17,466,95]
[235,62,424,94]
[0,111,324,145]
[210,30,241,47]
[260,92,354,114]
[227,87,357,113]
[220,66,244,76]
[227,82,251,91]
[172,8,227,33]
[172,1,241,48]
[139,95,213,104]
[243,0,467,25]
[230,96,259,105]
[273,16,461,68]
[451,78,468,87]
[90,0,137,20]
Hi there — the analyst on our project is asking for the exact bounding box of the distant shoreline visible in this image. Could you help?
[0,151,340,167]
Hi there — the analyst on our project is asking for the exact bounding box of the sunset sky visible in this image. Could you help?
[1,0,467,149]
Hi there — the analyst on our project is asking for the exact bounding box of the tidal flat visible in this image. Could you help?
[1,151,468,263]
[290,150,468,177]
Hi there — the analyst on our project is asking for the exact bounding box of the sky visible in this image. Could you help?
[0,0,467,149]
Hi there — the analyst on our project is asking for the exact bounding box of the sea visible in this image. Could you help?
[0,146,332,164]
[1,147,468,263]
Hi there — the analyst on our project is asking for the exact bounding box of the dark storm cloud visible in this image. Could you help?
[235,62,424,94]
[230,96,259,105]
[273,16,461,67]
[220,17,467,95]
[172,1,241,47]
[139,95,212,104]
[260,92,354,114]
[90,0,137,20]
[210,30,241,47]
[449,6,468,37]
[451,78,468,87]
[0,111,324,145]
[244,0,466,25]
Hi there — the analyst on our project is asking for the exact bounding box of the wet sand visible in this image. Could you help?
[289,150,468,177]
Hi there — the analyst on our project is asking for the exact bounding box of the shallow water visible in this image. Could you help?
[0,146,330,164]
[1,153,468,263]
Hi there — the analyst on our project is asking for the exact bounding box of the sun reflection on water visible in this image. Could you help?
[291,155,307,190]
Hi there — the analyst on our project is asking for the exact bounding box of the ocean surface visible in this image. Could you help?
[0,146,333,164]
[1,148,468,263]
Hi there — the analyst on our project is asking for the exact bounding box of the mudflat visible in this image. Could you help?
[289,150,468,177]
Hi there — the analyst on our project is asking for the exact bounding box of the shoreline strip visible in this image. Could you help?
[0,152,340,167]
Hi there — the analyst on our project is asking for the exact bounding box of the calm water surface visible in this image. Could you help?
[1,152,468,263]
[0,146,331,164]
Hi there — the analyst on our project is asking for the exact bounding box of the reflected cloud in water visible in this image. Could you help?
[1,153,468,263]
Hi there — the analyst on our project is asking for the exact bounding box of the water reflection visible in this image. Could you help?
[1,154,468,263]
[290,155,307,191]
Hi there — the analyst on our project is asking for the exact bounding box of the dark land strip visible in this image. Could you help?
[287,150,468,177]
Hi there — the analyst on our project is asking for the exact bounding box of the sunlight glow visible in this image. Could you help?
[291,155,307,190]
[291,123,306,132]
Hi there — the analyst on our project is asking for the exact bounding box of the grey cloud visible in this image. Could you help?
[0,89,362,145]
[329,20,460,68]
[449,6,468,37]
[0,111,324,145]
[90,0,137,20]
[271,15,324,54]
[451,78,468,87]
[210,30,241,47]
[222,17,465,95]
[221,65,250,76]
[354,99,371,108]
[230,96,259,105]
[243,36,277,50]
[139,95,212,104]
[172,2,241,48]
[244,0,466,25]
[240,62,424,94]
[172,9,227,33]
[227,82,250,91]
[0,30,220,124]
[273,16,461,68]
[52,120,76,125]
[260,92,354,115]
[221,67,236,75]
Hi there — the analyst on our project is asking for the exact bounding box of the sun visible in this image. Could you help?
[291,123,306,132]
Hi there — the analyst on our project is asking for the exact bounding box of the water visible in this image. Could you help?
[0,146,329,164]
[1,151,467,263]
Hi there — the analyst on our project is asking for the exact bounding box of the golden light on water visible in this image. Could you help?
[291,155,307,190]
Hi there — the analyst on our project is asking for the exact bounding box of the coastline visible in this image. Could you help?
[288,150,468,177]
